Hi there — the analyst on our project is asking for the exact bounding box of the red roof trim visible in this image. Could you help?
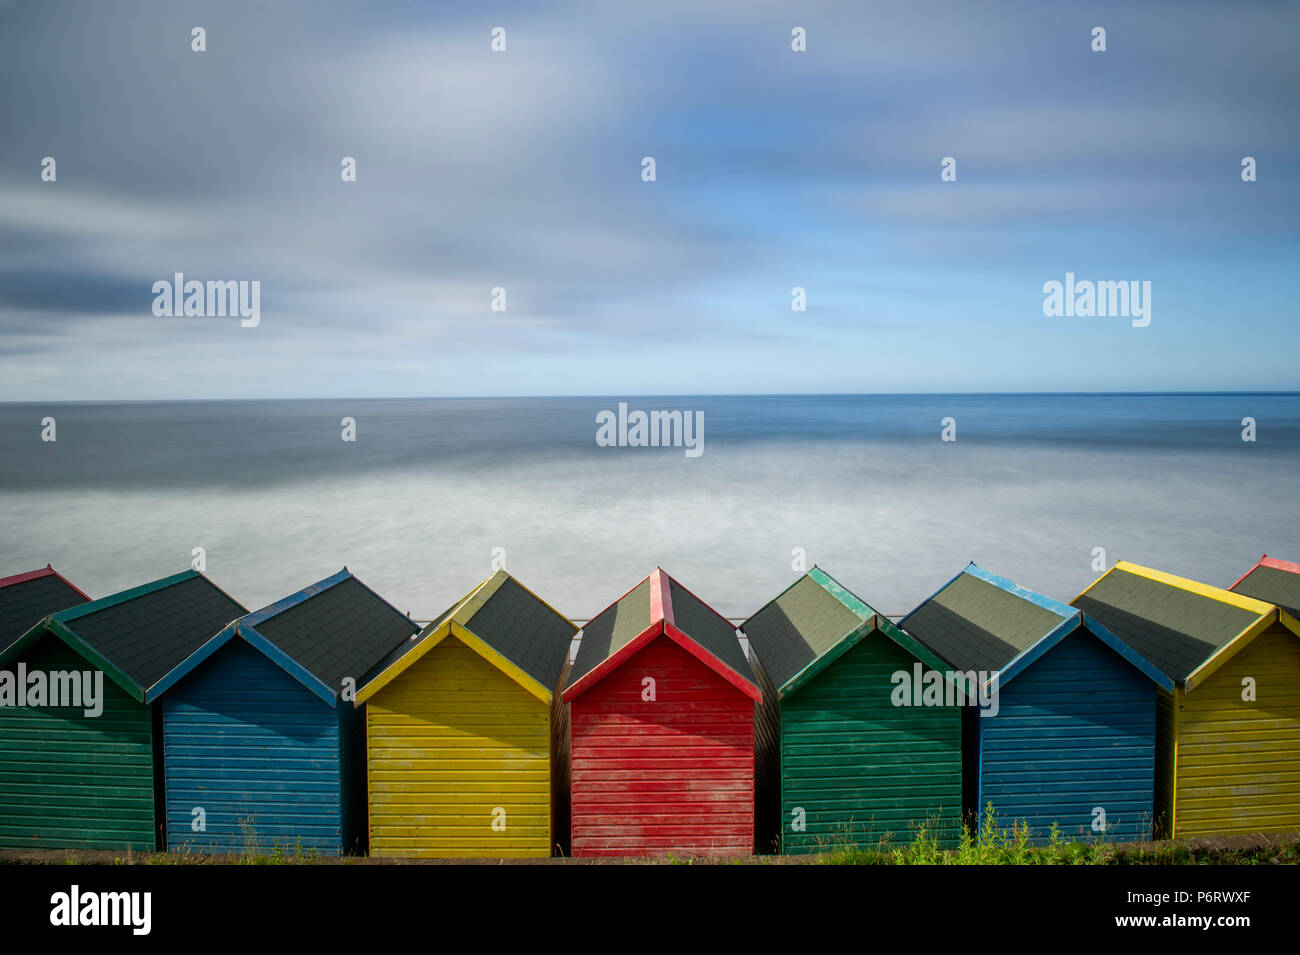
[663,620,762,702]
[562,621,664,702]
[1231,555,1300,591]
[1261,555,1300,576]
[0,567,56,589]
[0,565,91,600]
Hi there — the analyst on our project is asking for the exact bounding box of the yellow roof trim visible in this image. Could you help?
[448,621,553,704]
[1113,561,1275,616]
[1184,611,1277,693]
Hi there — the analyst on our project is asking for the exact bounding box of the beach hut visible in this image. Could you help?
[356,569,576,858]
[1073,560,1300,838]
[1230,555,1300,617]
[561,568,761,858]
[0,566,91,653]
[900,563,1172,843]
[0,570,245,850]
[741,567,964,854]
[154,569,418,855]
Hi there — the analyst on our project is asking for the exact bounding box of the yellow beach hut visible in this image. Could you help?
[355,570,576,857]
[1072,560,1300,838]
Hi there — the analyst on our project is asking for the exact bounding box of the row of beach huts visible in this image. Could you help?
[0,554,1297,857]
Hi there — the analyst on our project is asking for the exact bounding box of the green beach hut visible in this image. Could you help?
[742,567,964,854]
[0,570,245,850]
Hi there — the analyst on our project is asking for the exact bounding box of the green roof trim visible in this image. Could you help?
[808,566,876,619]
[52,569,200,623]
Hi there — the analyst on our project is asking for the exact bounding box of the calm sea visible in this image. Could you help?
[1,393,1297,621]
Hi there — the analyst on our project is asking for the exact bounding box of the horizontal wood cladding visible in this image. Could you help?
[162,641,346,854]
[0,636,156,850]
[780,636,962,853]
[367,636,552,858]
[1173,624,1300,837]
[978,632,1158,843]
[570,635,754,858]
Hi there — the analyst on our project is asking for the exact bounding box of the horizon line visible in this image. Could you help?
[3,390,1299,405]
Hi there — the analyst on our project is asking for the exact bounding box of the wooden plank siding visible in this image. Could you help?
[0,636,156,850]
[162,641,349,854]
[570,636,754,858]
[1171,622,1300,837]
[780,636,962,853]
[975,631,1158,843]
[366,636,552,858]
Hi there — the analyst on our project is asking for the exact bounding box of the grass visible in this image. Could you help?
[822,804,1300,865]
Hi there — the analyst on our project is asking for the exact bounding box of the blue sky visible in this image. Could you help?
[0,0,1296,399]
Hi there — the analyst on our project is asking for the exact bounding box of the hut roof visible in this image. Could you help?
[901,564,1075,674]
[0,570,246,702]
[742,567,956,697]
[155,569,418,706]
[357,569,576,705]
[904,563,1172,692]
[1230,556,1300,619]
[0,566,91,654]
[563,568,759,702]
[1072,560,1298,691]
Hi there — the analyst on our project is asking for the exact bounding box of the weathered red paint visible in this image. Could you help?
[569,635,755,857]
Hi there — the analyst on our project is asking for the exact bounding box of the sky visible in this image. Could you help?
[0,0,1296,400]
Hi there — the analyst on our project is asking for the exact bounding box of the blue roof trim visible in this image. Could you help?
[241,568,351,628]
[964,564,1075,620]
[143,621,239,703]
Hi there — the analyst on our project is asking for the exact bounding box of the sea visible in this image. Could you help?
[1,393,1296,623]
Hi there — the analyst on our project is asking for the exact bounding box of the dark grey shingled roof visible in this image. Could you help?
[460,575,576,691]
[566,577,652,688]
[565,572,755,692]
[66,574,246,692]
[0,572,88,654]
[249,575,418,692]
[741,573,869,690]
[900,571,1065,673]
[667,577,754,686]
[1232,565,1300,618]
[1072,567,1259,682]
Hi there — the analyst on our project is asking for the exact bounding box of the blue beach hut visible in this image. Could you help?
[899,563,1173,843]
[155,569,418,855]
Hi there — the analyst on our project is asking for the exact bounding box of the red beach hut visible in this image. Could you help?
[560,568,761,858]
